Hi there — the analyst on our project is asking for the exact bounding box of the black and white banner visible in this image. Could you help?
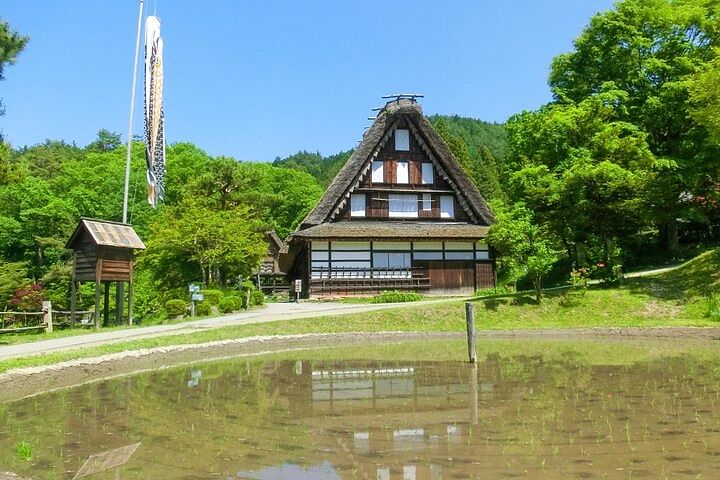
[144,15,165,207]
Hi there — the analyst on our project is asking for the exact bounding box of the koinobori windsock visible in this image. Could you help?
[144,16,165,207]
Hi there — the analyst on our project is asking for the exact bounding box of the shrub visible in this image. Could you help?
[9,284,45,312]
[371,291,423,304]
[251,290,265,306]
[475,285,512,297]
[706,292,720,321]
[201,289,223,306]
[218,297,238,314]
[165,299,187,317]
[194,301,211,316]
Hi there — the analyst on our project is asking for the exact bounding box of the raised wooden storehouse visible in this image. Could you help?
[287,97,495,297]
[65,218,146,327]
[255,230,290,294]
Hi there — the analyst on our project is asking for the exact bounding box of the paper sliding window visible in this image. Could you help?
[421,193,432,211]
[395,129,410,151]
[440,195,455,218]
[389,194,418,218]
[421,163,434,184]
[396,161,409,184]
[372,160,384,183]
[350,194,366,217]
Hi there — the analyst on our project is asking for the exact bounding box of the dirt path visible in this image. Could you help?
[0,298,469,361]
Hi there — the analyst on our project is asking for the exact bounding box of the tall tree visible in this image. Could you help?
[0,20,29,121]
[547,0,719,252]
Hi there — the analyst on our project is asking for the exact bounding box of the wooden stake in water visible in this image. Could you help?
[466,302,477,363]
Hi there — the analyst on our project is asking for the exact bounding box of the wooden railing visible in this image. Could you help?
[0,311,46,334]
[53,310,94,328]
[309,266,430,295]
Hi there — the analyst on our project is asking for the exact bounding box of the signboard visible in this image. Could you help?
[189,284,200,293]
[191,293,204,302]
[294,279,302,293]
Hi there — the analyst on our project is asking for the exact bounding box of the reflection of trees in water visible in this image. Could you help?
[1,348,720,479]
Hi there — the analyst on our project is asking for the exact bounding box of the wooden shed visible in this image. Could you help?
[65,218,146,328]
[255,230,290,294]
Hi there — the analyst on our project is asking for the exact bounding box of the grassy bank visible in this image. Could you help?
[1,249,718,373]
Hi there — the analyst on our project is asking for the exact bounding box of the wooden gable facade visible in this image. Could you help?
[287,98,495,297]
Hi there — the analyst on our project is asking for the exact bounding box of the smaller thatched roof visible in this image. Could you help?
[66,218,146,250]
[291,221,489,240]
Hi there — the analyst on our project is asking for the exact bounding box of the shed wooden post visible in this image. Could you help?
[94,278,101,331]
[127,279,133,326]
[70,279,77,328]
[116,282,124,325]
[103,281,111,327]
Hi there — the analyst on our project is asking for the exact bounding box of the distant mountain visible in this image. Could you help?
[272,149,353,187]
[428,115,506,163]
[273,115,507,187]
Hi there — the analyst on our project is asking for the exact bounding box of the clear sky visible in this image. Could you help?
[2,0,614,161]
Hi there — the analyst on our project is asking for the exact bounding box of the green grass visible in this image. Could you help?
[1,249,719,374]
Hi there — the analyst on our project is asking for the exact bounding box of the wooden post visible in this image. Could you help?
[103,282,110,327]
[127,280,133,326]
[465,302,477,363]
[116,282,124,326]
[42,300,53,333]
[70,280,77,328]
[94,278,101,331]
[245,289,251,311]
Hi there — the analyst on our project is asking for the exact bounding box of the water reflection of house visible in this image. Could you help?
[251,358,506,480]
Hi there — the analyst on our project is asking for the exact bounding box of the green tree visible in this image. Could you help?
[487,203,556,302]
[690,50,720,143]
[0,20,28,121]
[86,129,122,152]
[547,0,718,252]
[141,200,266,288]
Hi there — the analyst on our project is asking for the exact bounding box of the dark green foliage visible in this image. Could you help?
[428,115,507,163]
[273,149,353,187]
[194,301,211,316]
[371,291,423,303]
[251,290,265,306]
[431,117,506,202]
[86,129,122,152]
[201,289,223,306]
[218,296,239,313]
[0,20,28,123]
[165,299,187,317]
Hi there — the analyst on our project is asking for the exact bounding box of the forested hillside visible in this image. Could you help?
[0,134,323,318]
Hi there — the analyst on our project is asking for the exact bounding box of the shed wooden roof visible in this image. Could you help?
[297,98,494,229]
[291,221,489,240]
[65,218,146,250]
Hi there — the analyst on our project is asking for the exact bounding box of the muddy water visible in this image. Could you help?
[1,339,720,479]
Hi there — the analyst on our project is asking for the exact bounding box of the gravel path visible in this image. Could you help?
[0,298,468,361]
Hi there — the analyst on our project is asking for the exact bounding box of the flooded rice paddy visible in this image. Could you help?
[1,338,720,479]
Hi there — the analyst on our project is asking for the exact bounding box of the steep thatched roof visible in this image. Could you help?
[298,98,494,229]
[292,221,489,240]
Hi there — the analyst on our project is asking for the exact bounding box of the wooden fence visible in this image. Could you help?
[0,302,93,334]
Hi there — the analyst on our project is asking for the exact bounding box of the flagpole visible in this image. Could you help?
[123,0,145,224]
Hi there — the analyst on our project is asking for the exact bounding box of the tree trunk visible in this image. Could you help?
[533,275,542,303]
[200,261,207,285]
[659,220,680,257]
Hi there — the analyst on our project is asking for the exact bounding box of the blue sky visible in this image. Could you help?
[2,1,614,161]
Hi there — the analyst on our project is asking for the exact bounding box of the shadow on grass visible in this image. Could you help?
[624,249,720,302]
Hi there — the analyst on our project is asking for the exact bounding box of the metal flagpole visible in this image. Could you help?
[119,0,144,327]
[123,0,145,224]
